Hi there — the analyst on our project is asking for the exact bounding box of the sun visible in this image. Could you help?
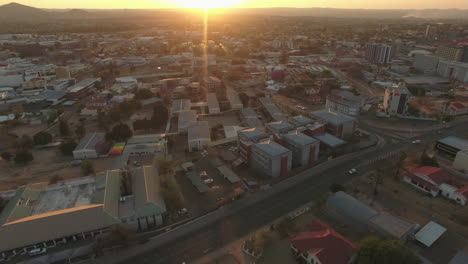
[177,0,238,9]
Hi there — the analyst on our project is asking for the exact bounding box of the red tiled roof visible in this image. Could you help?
[456,186,468,199]
[412,166,453,185]
[405,173,437,191]
[290,220,356,264]
[450,102,466,110]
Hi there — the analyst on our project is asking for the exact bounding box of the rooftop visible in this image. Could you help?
[313,133,346,148]
[437,136,468,150]
[289,115,313,126]
[412,166,454,185]
[284,132,318,146]
[171,99,191,113]
[253,140,291,157]
[188,121,210,141]
[311,111,356,125]
[74,132,105,152]
[326,191,377,223]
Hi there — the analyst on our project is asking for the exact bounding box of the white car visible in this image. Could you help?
[348,168,358,175]
[29,248,47,256]
[178,208,188,215]
[412,140,421,144]
[204,179,214,184]
[295,105,307,110]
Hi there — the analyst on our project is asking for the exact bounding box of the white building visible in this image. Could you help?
[250,140,292,178]
[413,54,440,74]
[207,93,220,114]
[437,60,468,83]
[73,132,106,160]
[124,134,168,157]
[365,43,393,64]
[382,82,411,117]
[187,121,211,152]
[326,90,366,116]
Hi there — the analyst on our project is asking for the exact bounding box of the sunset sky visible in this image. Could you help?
[1,0,468,9]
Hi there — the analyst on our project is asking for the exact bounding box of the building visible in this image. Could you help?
[449,251,468,264]
[204,76,222,93]
[21,78,47,90]
[326,90,366,116]
[290,220,356,264]
[436,136,468,161]
[237,128,270,162]
[382,82,411,117]
[436,60,468,83]
[73,132,106,160]
[55,66,71,79]
[207,93,220,114]
[171,86,186,100]
[123,134,168,157]
[310,111,356,139]
[259,97,287,121]
[436,45,463,61]
[226,88,243,109]
[403,166,467,205]
[0,166,165,261]
[171,99,191,116]
[187,121,211,152]
[178,110,197,133]
[67,78,101,98]
[462,45,468,63]
[365,43,393,64]
[266,121,294,137]
[28,90,67,105]
[0,74,23,88]
[454,148,468,174]
[413,54,440,74]
[282,132,320,167]
[327,192,418,240]
[250,140,292,178]
[240,108,263,129]
[443,101,468,116]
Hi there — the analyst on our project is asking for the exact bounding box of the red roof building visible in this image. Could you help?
[404,166,467,205]
[290,220,356,264]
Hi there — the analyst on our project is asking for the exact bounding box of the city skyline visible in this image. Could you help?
[1,0,468,9]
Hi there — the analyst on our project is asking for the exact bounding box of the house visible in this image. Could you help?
[290,220,356,264]
[436,136,468,161]
[403,166,468,205]
[445,102,468,116]
[187,121,211,152]
[250,140,292,178]
[73,132,106,159]
[310,111,357,139]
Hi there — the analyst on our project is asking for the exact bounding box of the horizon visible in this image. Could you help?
[1,0,468,10]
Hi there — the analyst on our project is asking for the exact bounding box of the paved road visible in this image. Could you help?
[95,121,467,264]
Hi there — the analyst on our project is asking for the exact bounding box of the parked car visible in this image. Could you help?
[348,168,358,175]
[412,140,421,144]
[178,208,188,215]
[204,179,214,184]
[199,171,208,177]
[29,248,47,256]
[133,161,141,166]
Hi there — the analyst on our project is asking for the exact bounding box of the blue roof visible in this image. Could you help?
[313,133,346,148]
[311,111,356,125]
[327,191,378,223]
[289,115,313,126]
[449,252,468,264]
[283,133,318,146]
[267,121,293,132]
[239,128,267,139]
[253,141,291,157]
[241,108,257,118]
[437,136,468,150]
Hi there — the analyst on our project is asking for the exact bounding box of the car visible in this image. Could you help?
[70,160,82,167]
[412,140,421,144]
[133,161,141,166]
[178,208,188,215]
[204,179,214,184]
[29,248,47,256]
[348,168,358,175]
[295,105,306,110]
[199,171,208,177]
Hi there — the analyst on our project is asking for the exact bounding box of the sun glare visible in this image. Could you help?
[177,0,238,9]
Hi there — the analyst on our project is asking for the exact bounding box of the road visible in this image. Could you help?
[94,121,468,264]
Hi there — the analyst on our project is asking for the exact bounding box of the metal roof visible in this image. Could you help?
[30,90,67,101]
[367,212,417,239]
[259,97,287,121]
[207,93,220,112]
[289,115,313,126]
[253,140,291,157]
[283,132,318,146]
[217,166,240,183]
[131,166,166,218]
[449,252,468,264]
[226,89,242,108]
[178,110,197,130]
[415,221,447,247]
[326,191,378,223]
[437,136,468,150]
[74,132,105,152]
[171,99,191,113]
[127,134,166,145]
[241,108,257,118]
[188,121,210,141]
[311,111,356,125]
[313,133,346,148]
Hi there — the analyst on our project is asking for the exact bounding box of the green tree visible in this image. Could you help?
[134,88,155,100]
[155,157,173,174]
[81,159,94,175]
[60,140,77,155]
[14,150,34,165]
[1,152,12,161]
[59,118,70,136]
[358,236,421,264]
[75,124,86,139]
[106,123,133,141]
[33,131,53,145]
[150,103,169,129]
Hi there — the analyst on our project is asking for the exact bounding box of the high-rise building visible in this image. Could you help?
[382,82,411,117]
[365,43,393,64]
[436,45,463,61]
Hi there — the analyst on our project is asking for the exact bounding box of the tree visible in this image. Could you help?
[18,135,34,149]
[33,131,53,145]
[155,157,173,174]
[134,88,154,100]
[357,236,421,264]
[420,152,438,167]
[14,150,33,165]
[81,159,94,175]
[239,92,249,107]
[59,118,70,136]
[275,216,296,238]
[1,152,12,161]
[75,124,86,139]
[106,123,133,141]
[150,104,169,129]
[60,140,77,155]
